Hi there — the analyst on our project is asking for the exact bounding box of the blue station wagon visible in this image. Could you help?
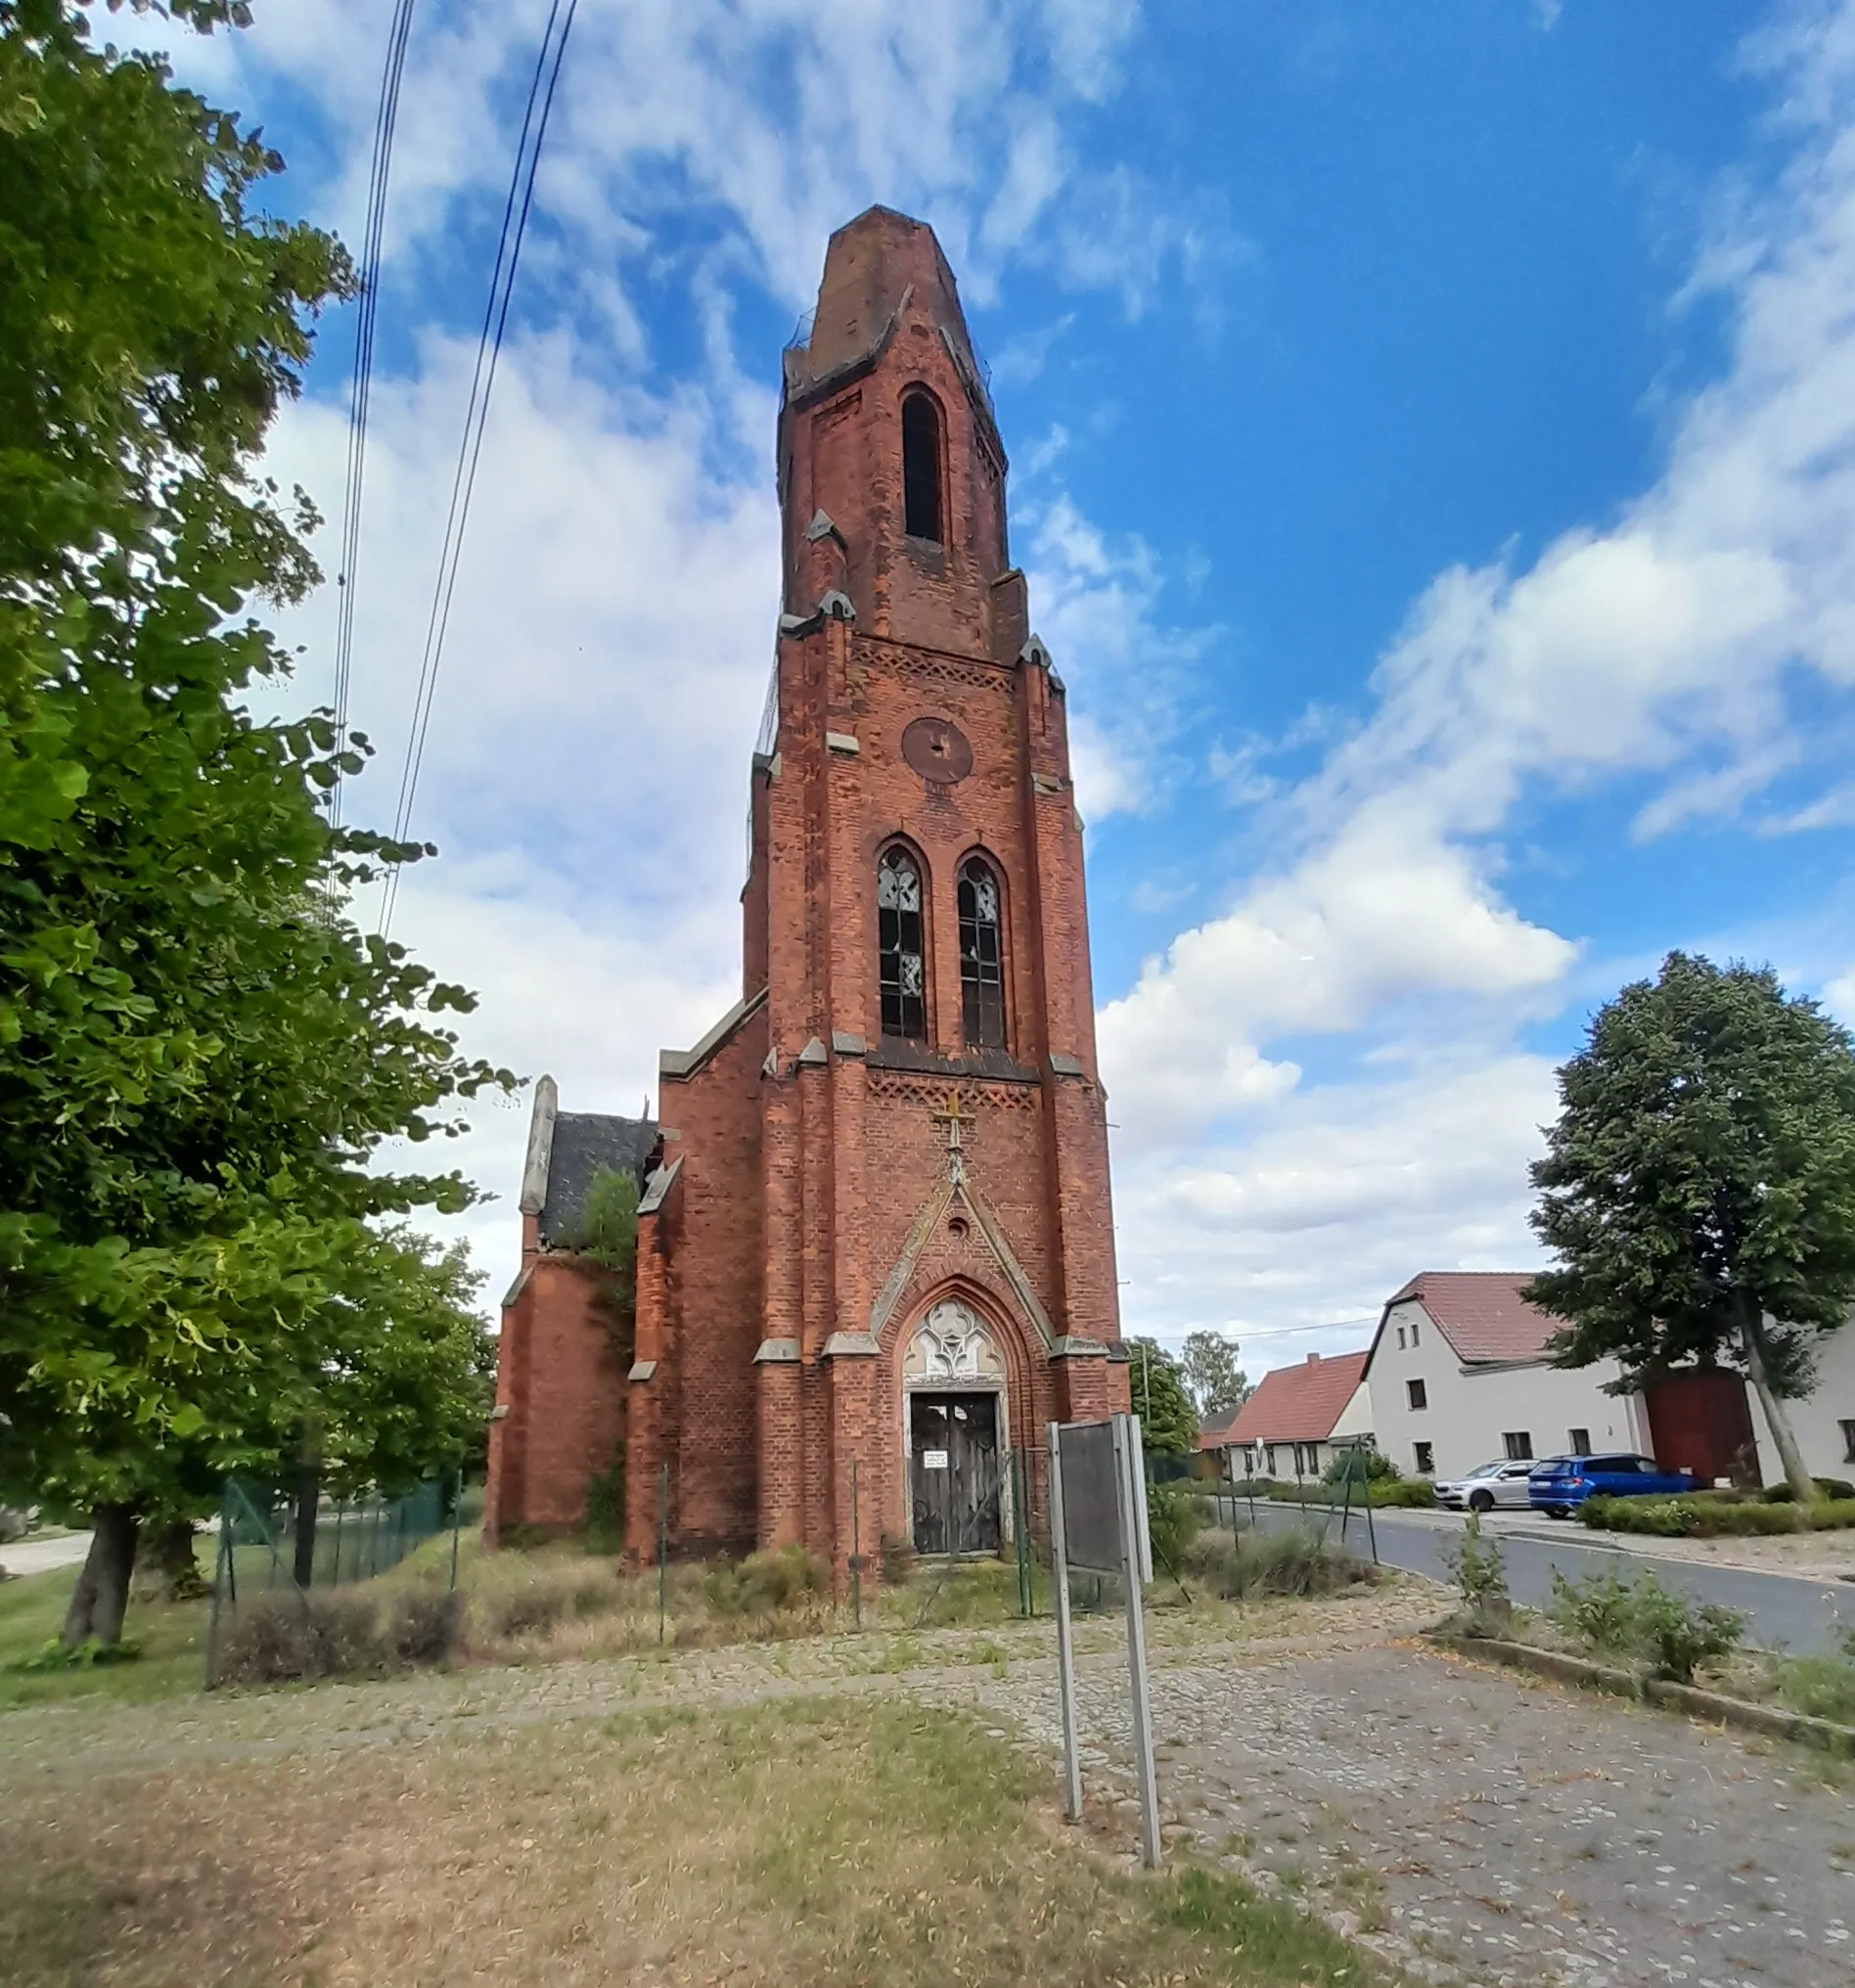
[1528,1453,1701,1515]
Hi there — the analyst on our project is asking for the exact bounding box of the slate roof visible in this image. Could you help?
[1385,1271,1566,1365]
[1220,1351,1370,1446]
[537,1111,657,1249]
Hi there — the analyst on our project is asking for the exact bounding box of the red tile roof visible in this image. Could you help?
[1213,1350,1370,1446]
[1385,1271,1567,1365]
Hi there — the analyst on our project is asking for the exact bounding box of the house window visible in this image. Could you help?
[1568,1427,1592,1457]
[878,846,927,1039]
[1410,1320,1420,1347]
[957,856,1006,1050]
[1840,1418,1855,1465]
[902,391,942,542]
[1503,1431,1534,1462]
[1407,1378,1427,1412]
[1396,1326,1406,1350]
[1292,1442,1319,1477]
[1414,1441,1434,1475]
[1263,1444,1278,1475]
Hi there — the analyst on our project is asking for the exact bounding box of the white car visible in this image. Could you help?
[1434,1460,1540,1514]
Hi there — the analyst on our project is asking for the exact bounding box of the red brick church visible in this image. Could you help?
[485,206,1129,1573]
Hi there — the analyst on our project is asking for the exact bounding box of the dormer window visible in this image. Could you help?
[902,391,942,543]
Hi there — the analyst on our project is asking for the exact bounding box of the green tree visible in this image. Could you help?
[1180,1329,1249,1426]
[0,1,511,1645]
[1125,1337,1198,1456]
[1525,953,1855,1504]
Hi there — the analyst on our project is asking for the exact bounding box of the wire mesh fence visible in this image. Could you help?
[204,1475,464,1687]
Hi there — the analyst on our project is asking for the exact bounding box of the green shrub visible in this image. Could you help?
[1767,1649,1855,1725]
[1440,1514,1511,1635]
[1762,1477,1855,1504]
[704,1543,832,1617]
[210,1592,386,1686]
[1183,1527,1377,1602]
[1548,1565,1745,1684]
[1629,1572,1745,1683]
[1373,1479,1438,1509]
[387,1589,465,1667]
[1577,1493,1854,1537]
[1146,1477,1202,1573]
[583,1446,627,1554]
[1322,1446,1399,1486]
[1549,1567,1638,1655]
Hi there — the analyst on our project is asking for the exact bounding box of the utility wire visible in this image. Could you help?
[380,0,578,936]
[330,0,418,832]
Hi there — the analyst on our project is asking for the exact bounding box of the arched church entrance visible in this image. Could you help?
[901,1296,1010,1556]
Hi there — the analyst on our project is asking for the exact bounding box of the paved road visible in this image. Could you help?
[1222,1497,1855,1653]
[0,1530,91,1579]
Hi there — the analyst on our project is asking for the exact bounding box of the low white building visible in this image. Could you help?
[1365,1273,1649,1482]
[1367,1271,1855,1486]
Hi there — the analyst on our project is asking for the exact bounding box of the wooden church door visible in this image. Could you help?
[909,1394,1002,1556]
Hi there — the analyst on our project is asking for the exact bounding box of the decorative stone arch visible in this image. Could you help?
[886,1276,1039,1553]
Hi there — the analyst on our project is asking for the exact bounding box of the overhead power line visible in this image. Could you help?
[330,0,418,832]
[380,0,579,937]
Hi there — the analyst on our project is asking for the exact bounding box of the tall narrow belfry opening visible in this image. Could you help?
[902,389,943,543]
[485,204,1130,1573]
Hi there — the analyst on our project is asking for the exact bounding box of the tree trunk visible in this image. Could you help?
[158,1517,208,1602]
[62,1504,140,1649]
[291,1456,320,1591]
[1739,1307,1817,1505]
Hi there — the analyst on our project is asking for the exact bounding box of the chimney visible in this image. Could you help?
[1306,1352,1321,1365]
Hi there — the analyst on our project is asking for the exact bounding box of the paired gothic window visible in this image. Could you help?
[878,846,927,1039]
[902,391,942,543]
[878,848,1006,1051]
[958,856,1005,1050]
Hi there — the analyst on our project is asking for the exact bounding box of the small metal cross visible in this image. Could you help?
[932,1088,975,1155]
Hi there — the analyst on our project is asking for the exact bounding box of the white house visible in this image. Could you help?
[1206,1350,1374,1480]
[1365,1273,1649,1482]
[1366,1271,1855,1485]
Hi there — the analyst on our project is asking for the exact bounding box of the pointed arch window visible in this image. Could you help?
[958,856,1005,1051]
[902,391,942,543]
[879,846,928,1040]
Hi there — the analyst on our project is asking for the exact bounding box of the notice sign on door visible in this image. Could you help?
[921,1448,949,1470]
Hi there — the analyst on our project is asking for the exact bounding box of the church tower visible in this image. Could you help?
[486,207,1128,1569]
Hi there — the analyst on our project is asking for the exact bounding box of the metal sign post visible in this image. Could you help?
[1046,1422,1083,1823]
[1048,1410,1163,1869]
[1112,1413,1162,1868]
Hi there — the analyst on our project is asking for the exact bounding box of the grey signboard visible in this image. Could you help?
[1056,1420,1121,1574]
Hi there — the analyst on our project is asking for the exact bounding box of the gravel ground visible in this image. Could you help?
[948,1636,1855,1988]
[3,1580,1850,1988]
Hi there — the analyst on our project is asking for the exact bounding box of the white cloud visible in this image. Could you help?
[1100,1,1855,1334]
[1112,1052,1558,1368]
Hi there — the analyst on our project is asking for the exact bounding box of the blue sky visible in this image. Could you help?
[159,0,1855,1373]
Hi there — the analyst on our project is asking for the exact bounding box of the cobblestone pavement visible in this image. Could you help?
[947,1639,1855,1988]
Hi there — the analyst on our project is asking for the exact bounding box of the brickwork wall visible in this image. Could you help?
[656,1006,768,1556]
[499,210,1127,1573]
[489,1257,625,1536]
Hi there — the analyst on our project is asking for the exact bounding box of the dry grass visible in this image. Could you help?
[0,1692,1390,1988]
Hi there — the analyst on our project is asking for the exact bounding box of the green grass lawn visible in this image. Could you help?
[1,1691,1395,1987]
[0,1562,212,1710]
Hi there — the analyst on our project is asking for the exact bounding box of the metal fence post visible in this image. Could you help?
[850,1458,862,1632]
[656,1461,669,1645]
[1046,1423,1082,1823]
[1112,1415,1162,1869]
[204,1489,232,1690]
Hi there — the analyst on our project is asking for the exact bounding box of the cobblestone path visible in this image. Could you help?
[947,1639,1855,1988]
